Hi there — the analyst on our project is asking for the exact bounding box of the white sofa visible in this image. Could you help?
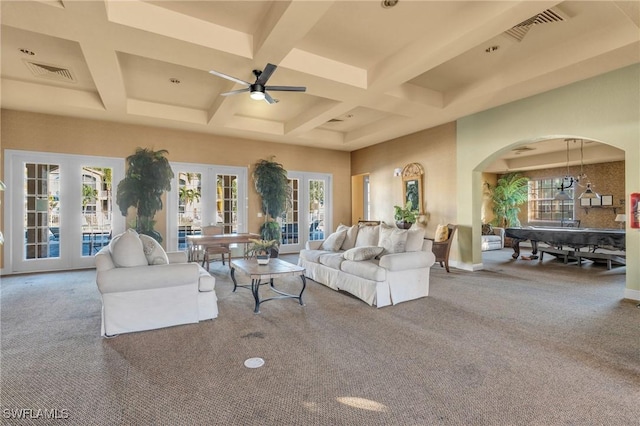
[298,223,435,307]
[481,226,505,251]
[95,229,218,337]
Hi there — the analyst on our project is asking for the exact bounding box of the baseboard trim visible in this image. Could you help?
[450,260,484,271]
[623,288,640,302]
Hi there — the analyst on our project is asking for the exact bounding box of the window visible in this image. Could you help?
[528,177,574,222]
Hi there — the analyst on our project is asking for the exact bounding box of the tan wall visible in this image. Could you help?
[514,161,625,229]
[1,110,352,256]
[351,122,457,238]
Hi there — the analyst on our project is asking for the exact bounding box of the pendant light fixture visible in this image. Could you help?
[554,139,574,201]
[576,139,600,200]
[554,139,600,200]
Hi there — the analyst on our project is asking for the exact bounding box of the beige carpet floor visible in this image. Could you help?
[1,250,638,425]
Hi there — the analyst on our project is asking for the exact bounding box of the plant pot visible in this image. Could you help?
[396,221,413,229]
[257,255,270,265]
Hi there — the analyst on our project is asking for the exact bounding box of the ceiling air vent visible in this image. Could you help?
[24,60,76,83]
[326,113,354,124]
[504,8,567,42]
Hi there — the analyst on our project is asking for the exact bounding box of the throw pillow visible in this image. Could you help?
[481,223,494,235]
[109,229,148,268]
[343,246,384,261]
[405,227,426,252]
[321,229,348,251]
[378,224,408,255]
[336,224,359,250]
[139,234,169,265]
[434,224,449,242]
[354,224,380,247]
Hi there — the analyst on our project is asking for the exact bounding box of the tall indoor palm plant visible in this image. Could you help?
[116,148,174,242]
[252,156,291,255]
[486,173,529,227]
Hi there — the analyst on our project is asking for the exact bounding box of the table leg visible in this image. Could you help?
[252,278,261,314]
[230,266,238,292]
[298,275,306,306]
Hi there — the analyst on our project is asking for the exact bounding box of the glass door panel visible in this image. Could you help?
[177,171,203,251]
[282,178,300,246]
[308,179,325,241]
[24,163,60,260]
[217,174,238,233]
[81,166,113,256]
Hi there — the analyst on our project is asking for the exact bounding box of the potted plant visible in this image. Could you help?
[394,200,419,229]
[485,172,529,228]
[253,156,291,257]
[247,239,279,264]
[116,148,174,242]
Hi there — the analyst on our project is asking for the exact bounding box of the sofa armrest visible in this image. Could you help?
[97,262,200,294]
[493,227,505,244]
[379,251,435,271]
[305,240,324,250]
[167,251,188,264]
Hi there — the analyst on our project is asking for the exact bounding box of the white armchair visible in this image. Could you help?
[481,226,505,251]
[95,230,218,337]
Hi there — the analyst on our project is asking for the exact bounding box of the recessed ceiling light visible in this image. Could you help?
[169,78,181,84]
[19,48,35,56]
[485,46,499,53]
[381,0,399,9]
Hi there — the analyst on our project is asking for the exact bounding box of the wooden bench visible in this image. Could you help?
[574,251,626,270]
[538,247,575,264]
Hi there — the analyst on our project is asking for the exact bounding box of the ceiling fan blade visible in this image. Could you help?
[265,85,306,92]
[264,92,278,104]
[220,88,250,96]
[255,63,277,85]
[209,69,250,86]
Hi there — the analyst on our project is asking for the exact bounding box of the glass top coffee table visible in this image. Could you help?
[230,258,307,313]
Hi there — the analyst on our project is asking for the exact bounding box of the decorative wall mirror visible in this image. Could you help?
[401,163,424,213]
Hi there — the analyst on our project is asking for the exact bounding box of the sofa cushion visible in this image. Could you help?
[378,225,408,255]
[405,228,426,252]
[355,224,379,247]
[341,259,386,282]
[299,249,334,263]
[321,230,348,251]
[336,224,359,250]
[482,235,501,243]
[434,224,449,242]
[139,234,169,265]
[343,246,384,261]
[318,253,345,270]
[109,229,148,268]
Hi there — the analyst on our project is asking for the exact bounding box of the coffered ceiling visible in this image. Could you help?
[1,1,638,152]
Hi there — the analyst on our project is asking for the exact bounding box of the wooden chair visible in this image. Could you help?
[429,224,457,273]
[200,225,231,270]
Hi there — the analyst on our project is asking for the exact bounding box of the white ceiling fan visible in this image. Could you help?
[209,63,306,104]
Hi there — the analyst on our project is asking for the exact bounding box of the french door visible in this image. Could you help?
[166,162,247,252]
[5,150,124,273]
[279,172,332,254]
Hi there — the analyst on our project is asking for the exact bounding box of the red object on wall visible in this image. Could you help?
[631,193,640,229]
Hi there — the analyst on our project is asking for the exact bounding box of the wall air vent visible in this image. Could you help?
[504,8,567,42]
[512,146,536,155]
[24,60,76,83]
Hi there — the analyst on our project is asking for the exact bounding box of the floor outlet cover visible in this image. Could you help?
[244,357,265,368]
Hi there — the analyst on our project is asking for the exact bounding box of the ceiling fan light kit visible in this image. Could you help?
[209,63,306,104]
